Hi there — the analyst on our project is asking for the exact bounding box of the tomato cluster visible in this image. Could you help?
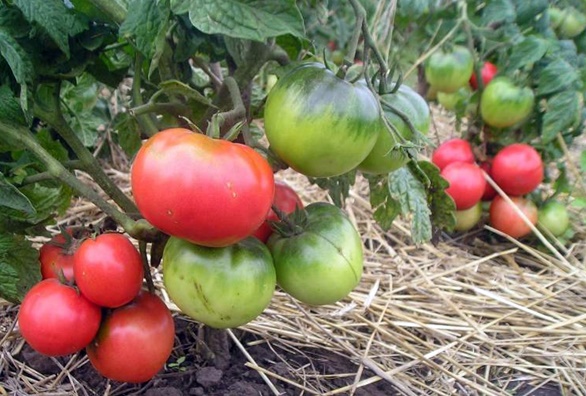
[19,231,175,383]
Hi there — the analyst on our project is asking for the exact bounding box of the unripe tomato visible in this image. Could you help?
[489,196,537,239]
[469,61,498,90]
[437,86,471,111]
[424,45,474,93]
[480,77,534,128]
[491,144,543,196]
[538,200,570,237]
[454,201,483,232]
[131,128,275,247]
[264,62,381,177]
[431,138,475,171]
[74,233,144,308]
[441,162,486,210]
[18,279,101,356]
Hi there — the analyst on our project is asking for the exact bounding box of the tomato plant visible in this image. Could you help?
[163,236,276,329]
[424,45,474,93]
[454,202,483,232]
[480,77,534,128]
[441,162,486,210]
[264,62,382,177]
[538,200,570,237]
[489,196,538,239]
[268,202,363,306]
[469,61,498,90]
[253,180,304,243]
[18,279,101,356]
[131,128,275,247]
[491,144,544,196]
[74,233,144,308]
[86,291,175,383]
[432,139,475,172]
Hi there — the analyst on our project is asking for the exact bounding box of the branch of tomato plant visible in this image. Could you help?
[33,82,139,216]
[131,53,159,137]
[0,120,160,242]
[213,77,250,143]
[21,160,84,185]
[138,240,155,293]
[87,0,127,25]
[192,56,224,90]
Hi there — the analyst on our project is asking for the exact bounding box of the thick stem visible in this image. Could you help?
[34,83,139,215]
[139,240,155,293]
[87,0,127,25]
[132,54,159,137]
[130,102,192,118]
[21,160,84,185]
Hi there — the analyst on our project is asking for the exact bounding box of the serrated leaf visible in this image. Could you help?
[36,129,69,163]
[0,233,41,303]
[113,112,142,157]
[186,0,305,42]
[537,59,579,96]
[0,27,34,114]
[0,173,36,216]
[506,36,548,71]
[62,73,99,114]
[120,0,170,59]
[158,80,214,107]
[482,0,516,26]
[0,85,27,126]
[366,174,400,231]
[542,91,582,143]
[13,0,87,58]
[308,171,356,208]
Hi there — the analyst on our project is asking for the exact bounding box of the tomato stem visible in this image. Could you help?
[139,240,155,294]
[131,53,159,137]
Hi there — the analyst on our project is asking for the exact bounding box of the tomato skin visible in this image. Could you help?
[491,144,543,196]
[424,45,474,93]
[131,128,275,247]
[480,77,534,128]
[469,61,498,90]
[358,84,430,174]
[558,8,586,38]
[489,196,537,238]
[264,62,381,177]
[86,292,175,383]
[454,201,483,232]
[432,138,475,172]
[253,180,303,243]
[538,200,570,237]
[18,279,101,356]
[441,162,486,210]
[163,236,276,329]
[74,233,144,308]
[39,234,75,281]
[437,86,471,111]
[267,202,363,306]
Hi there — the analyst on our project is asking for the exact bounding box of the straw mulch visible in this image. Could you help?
[1,108,585,395]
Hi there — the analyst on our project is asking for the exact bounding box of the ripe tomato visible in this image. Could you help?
[358,84,431,174]
[479,161,497,201]
[431,138,475,172]
[74,233,144,308]
[491,143,543,196]
[268,202,363,306]
[39,233,75,281]
[489,195,537,239]
[480,77,534,128]
[424,45,474,93]
[163,237,276,329]
[18,279,101,356]
[252,180,303,243]
[264,62,381,177]
[469,61,498,90]
[538,200,570,237]
[441,162,486,210]
[131,128,275,247]
[86,292,175,383]
[454,201,483,232]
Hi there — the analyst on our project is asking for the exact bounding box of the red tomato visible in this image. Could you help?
[39,233,75,281]
[491,144,543,196]
[252,180,304,243]
[489,195,537,238]
[469,61,498,90]
[18,279,101,356]
[131,128,275,248]
[74,233,144,308]
[479,160,497,201]
[431,138,475,171]
[441,162,486,210]
[86,292,175,383]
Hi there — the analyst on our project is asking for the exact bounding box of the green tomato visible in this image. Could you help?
[454,201,483,232]
[162,237,276,329]
[480,77,534,128]
[358,84,430,174]
[268,202,363,306]
[538,200,570,237]
[558,8,586,38]
[424,46,474,93]
[437,86,472,112]
[264,62,382,177]
[548,7,565,29]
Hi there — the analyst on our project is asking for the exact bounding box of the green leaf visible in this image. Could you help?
[481,0,516,26]
[537,59,579,96]
[36,129,70,163]
[13,0,87,58]
[0,85,27,126]
[185,0,305,42]
[0,173,36,216]
[0,233,40,303]
[113,112,142,157]
[366,174,400,231]
[506,36,549,71]
[62,73,99,114]
[542,91,582,143]
[120,0,170,60]
[581,150,586,173]
[0,27,34,113]
[308,171,356,208]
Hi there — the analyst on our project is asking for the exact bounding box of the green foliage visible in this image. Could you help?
[0,233,40,303]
